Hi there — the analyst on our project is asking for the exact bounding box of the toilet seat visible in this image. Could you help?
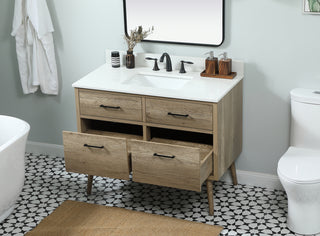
[278,147,320,184]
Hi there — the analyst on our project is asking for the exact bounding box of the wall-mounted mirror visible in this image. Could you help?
[123,0,224,47]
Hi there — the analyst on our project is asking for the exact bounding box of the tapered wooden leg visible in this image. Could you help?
[230,162,238,185]
[87,175,93,195]
[206,179,214,216]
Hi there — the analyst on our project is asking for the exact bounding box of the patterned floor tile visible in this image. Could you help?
[0,153,296,235]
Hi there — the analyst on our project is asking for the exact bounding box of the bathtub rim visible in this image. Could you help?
[0,115,30,153]
[0,205,15,224]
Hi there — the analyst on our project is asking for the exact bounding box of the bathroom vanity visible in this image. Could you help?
[63,54,243,215]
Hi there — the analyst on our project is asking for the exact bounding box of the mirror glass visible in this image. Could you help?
[123,0,224,47]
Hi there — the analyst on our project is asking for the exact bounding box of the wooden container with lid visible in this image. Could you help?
[218,52,232,76]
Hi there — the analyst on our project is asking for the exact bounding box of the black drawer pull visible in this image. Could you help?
[84,144,104,149]
[153,153,175,159]
[100,105,121,109]
[167,112,189,118]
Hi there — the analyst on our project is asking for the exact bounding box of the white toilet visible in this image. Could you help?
[278,88,320,235]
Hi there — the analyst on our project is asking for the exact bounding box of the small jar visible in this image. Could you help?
[111,51,120,68]
[126,50,135,69]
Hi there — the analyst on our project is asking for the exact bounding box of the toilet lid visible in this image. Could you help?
[278,147,320,184]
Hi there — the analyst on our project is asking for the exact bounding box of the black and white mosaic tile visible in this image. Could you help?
[0,153,297,235]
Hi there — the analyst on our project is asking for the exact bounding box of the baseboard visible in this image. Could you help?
[26,141,64,157]
[26,141,283,190]
[220,169,283,190]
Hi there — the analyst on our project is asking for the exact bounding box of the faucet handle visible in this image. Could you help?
[145,57,160,71]
[179,60,194,73]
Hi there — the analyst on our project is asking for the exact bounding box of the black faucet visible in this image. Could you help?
[159,53,172,72]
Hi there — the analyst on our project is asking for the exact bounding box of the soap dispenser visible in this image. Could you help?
[218,52,232,76]
[205,51,219,75]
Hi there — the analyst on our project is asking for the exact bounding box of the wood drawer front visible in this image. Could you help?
[79,90,143,121]
[63,131,130,180]
[130,140,212,192]
[146,98,213,130]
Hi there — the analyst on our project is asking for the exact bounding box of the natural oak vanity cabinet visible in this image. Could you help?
[63,79,242,215]
[63,60,243,215]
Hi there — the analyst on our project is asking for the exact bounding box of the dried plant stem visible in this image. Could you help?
[124,26,154,52]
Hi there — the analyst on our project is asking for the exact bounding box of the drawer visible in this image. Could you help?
[129,138,213,192]
[146,98,213,130]
[79,90,143,121]
[63,131,130,180]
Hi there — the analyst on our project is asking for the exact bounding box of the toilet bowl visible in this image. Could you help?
[278,147,320,235]
[277,88,320,235]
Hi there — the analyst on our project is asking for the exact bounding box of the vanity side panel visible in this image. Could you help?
[75,88,87,132]
[214,80,243,180]
[212,103,219,179]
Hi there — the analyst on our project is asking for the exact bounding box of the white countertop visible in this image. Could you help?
[72,64,244,103]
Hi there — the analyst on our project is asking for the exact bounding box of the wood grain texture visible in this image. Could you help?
[143,126,151,141]
[80,115,144,126]
[87,175,93,195]
[200,71,237,80]
[129,139,212,192]
[85,129,140,171]
[218,59,232,76]
[76,89,95,195]
[145,122,213,134]
[205,59,219,75]
[230,162,238,185]
[206,180,214,216]
[212,80,243,180]
[75,88,86,132]
[68,84,243,215]
[150,138,212,161]
[142,97,152,141]
[85,129,142,141]
[146,98,213,131]
[79,89,143,122]
[200,151,213,184]
[26,201,223,236]
[63,131,130,180]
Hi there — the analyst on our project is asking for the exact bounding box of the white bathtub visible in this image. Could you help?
[0,115,30,223]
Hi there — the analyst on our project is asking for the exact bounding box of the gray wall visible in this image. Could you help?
[1,0,319,175]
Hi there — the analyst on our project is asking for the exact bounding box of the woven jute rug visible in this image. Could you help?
[26,200,223,236]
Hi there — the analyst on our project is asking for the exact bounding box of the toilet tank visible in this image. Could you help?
[290,88,320,149]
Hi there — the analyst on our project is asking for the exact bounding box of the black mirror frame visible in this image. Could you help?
[123,0,225,47]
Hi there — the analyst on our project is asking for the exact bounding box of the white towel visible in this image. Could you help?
[12,0,58,95]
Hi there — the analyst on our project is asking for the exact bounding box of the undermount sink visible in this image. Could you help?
[122,72,192,90]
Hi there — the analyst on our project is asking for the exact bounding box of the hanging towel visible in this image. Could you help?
[12,0,58,95]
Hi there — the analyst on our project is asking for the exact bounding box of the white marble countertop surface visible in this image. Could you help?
[72,52,244,103]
